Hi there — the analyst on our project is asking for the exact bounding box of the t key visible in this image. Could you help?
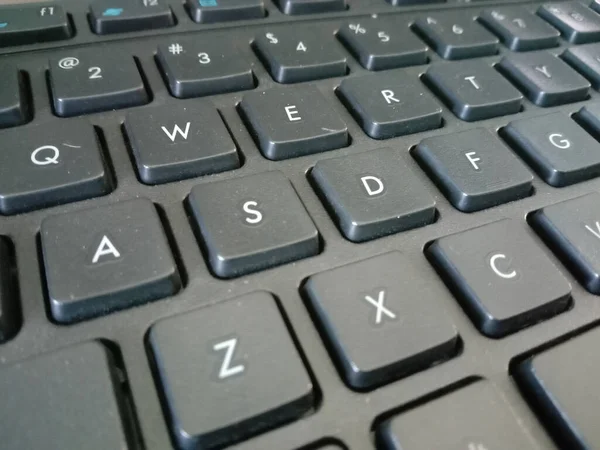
[49,50,148,117]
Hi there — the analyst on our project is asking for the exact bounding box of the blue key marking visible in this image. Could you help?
[102,8,124,16]
[0,23,8,29]
[199,0,217,6]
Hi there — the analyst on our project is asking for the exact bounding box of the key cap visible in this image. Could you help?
[479,7,560,51]
[516,327,600,449]
[239,86,348,160]
[0,342,134,449]
[498,51,590,107]
[41,199,180,323]
[149,292,314,449]
[338,19,427,71]
[311,148,436,242]
[377,382,535,450]
[578,101,600,134]
[156,37,254,98]
[413,129,533,213]
[49,51,148,117]
[0,238,18,343]
[424,60,523,122]
[427,219,571,338]
[125,103,239,184]
[304,252,458,390]
[275,0,345,15]
[531,193,600,294]
[503,112,600,187]
[90,0,174,34]
[188,172,319,278]
[538,2,600,44]
[413,15,499,60]
[337,71,442,139]
[0,66,28,128]
[563,43,600,89]
[0,120,110,215]
[253,27,347,83]
[0,2,71,47]
[186,0,265,24]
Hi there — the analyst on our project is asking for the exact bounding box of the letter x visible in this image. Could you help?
[363,290,396,325]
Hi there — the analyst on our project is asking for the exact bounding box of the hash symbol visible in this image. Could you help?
[168,43,183,55]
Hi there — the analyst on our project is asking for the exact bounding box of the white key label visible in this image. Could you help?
[213,338,245,380]
[363,290,396,325]
[489,253,517,279]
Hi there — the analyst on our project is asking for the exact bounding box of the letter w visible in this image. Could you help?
[161,122,191,142]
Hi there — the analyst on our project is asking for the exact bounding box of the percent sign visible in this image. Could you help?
[349,23,366,34]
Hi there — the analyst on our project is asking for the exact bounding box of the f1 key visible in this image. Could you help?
[0,2,71,47]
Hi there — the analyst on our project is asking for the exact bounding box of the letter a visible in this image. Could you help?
[92,235,121,264]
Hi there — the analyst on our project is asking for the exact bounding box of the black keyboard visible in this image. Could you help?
[4,0,600,448]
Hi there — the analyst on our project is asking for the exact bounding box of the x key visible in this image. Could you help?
[363,291,396,325]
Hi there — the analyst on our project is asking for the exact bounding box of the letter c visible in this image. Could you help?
[489,253,517,279]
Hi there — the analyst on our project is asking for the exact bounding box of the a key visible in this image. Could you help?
[563,43,600,89]
[49,50,148,117]
[188,171,319,278]
[304,252,458,390]
[0,2,71,47]
[538,2,600,44]
[149,292,314,449]
[413,129,533,212]
[377,383,535,450]
[239,86,348,160]
[503,112,600,187]
[89,0,174,34]
[338,19,428,71]
[531,193,600,294]
[275,0,345,15]
[498,51,590,107]
[311,148,437,242]
[0,120,111,215]
[0,66,28,128]
[424,60,523,121]
[0,342,133,449]
[0,238,18,343]
[41,199,181,323]
[253,27,347,83]
[413,15,499,60]
[125,103,239,184]
[337,71,442,139]
[427,219,571,338]
[186,0,265,23]
[479,6,560,51]
[516,327,600,449]
[156,37,254,98]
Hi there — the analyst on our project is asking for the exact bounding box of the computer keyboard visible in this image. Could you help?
[4,0,600,448]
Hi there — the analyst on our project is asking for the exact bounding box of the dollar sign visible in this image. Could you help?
[266,32,278,44]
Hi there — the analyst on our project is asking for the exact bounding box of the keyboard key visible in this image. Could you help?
[0,238,18,343]
[479,6,560,51]
[338,19,428,71]
[538,2,600,44]
[414,129,533,212]
[149,292,314,449]
[186,0,265,23]
[413,15,499,60]
[311,148,437,242]
[531,193,600,294]
[239,86,348,160]
[125,103,239,185]
[0,2,71,47]
[253,27,347,83]
[424,60,523,122]
[498,51,590,107]
[503,112,600,187]
[303,252,458,390]
[89,0,174,35]
[41,199,180,323]
[0,342,132,449]
[188,171,319,278]
[0,66,28,128]
[377,382,535,450]
[516,327,600,449]
[49,51,148,117]
[157,38,254,98]
[275,0,345,15]
[563,43,600,89]
[0,120,111,215]
[338,72,442,139]
[427,219,571,338]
